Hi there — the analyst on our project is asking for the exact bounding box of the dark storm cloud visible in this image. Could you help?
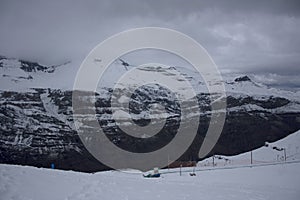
[0,0,299,89]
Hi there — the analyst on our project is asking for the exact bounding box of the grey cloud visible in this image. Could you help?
[0,0,299,89]
[253,73,300,91]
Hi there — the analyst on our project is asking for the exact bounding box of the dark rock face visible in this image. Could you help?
[0,87,299,172]
[213,112,300,154]
[20,60,48,73]
[227,96,290,109]
[0,89,108,172]
[234,76,251,82]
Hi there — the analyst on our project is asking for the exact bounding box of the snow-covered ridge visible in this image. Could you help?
[0,56,73,91]
[198,129,300,168]
[0,55,299,99]
[1,55,300,116]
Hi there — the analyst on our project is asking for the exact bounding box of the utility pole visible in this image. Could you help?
[250,151,253,165]
[212,155,215,167]
[180,164,182,176]
[168,154,170,171]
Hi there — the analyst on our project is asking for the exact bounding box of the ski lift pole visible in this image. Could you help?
[180,164,182,176]
[168,154,170,171]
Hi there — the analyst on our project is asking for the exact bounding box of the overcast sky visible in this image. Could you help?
[1,0,300,90]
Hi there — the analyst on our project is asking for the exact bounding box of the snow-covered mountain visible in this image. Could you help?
[0,56,74,91]
[0,55,300,172]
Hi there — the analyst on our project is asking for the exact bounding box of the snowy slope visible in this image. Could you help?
[0,161,299,200]
[198,130,300,167]
[1,130,300,200]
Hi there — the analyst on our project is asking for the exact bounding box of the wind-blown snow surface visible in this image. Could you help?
[1,130,300,200]
[0,162,299,200]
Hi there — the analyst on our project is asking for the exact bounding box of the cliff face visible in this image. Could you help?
[0,87,299,172]
[0,56,300,172]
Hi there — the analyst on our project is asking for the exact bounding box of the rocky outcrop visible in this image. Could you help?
[234,75,251,82]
